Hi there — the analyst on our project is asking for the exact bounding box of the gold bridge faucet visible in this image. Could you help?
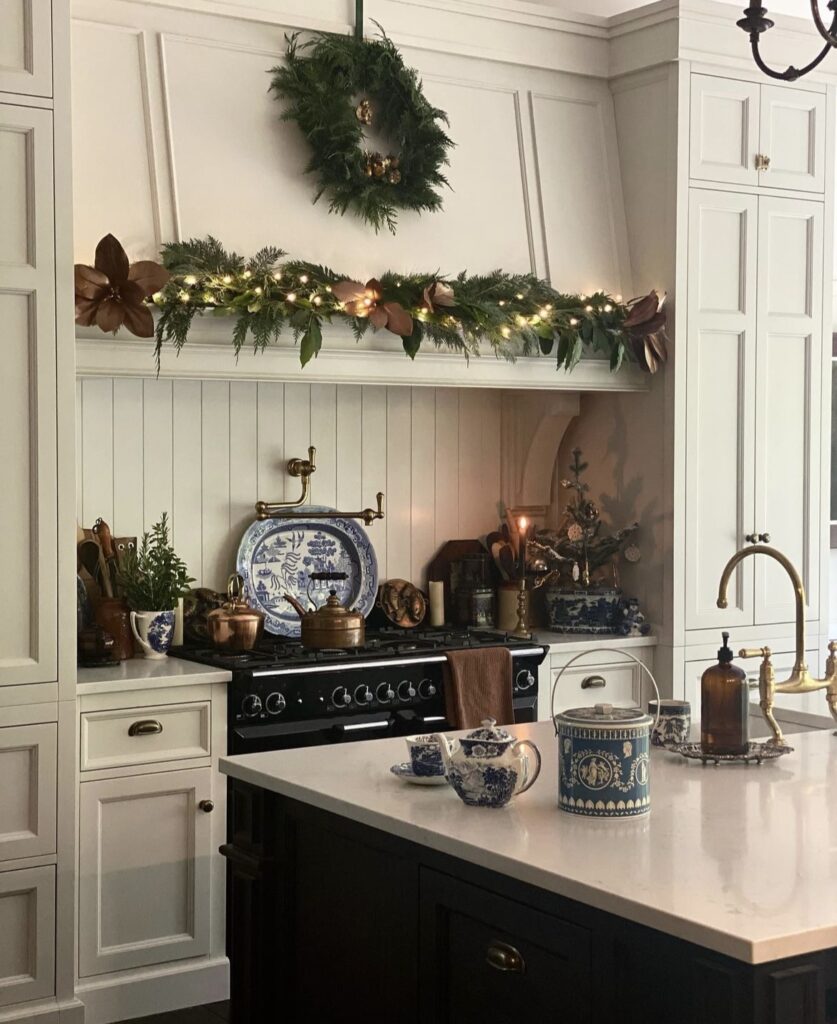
[716,544,837,745]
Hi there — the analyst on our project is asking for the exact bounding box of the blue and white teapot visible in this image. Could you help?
[433,720,541,808]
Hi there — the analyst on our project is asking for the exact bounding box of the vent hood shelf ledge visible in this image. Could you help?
[75,331,650,392]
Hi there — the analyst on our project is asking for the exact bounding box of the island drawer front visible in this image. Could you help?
[419,868,592,1022]
[80,701,211,772]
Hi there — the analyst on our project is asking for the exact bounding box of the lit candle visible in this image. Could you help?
[517,516,528,579]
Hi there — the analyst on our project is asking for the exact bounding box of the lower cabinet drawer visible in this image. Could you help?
[0,865,55,1007]
[80,701,211,771]
[419,868,591,1022]
[0,722,57,862]
[549,651,646,716]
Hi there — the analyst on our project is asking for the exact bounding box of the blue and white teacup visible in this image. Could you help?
[406,734,445,777]
[130,609,175,660]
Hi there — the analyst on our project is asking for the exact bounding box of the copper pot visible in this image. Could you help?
[284,589,365,649]
[208,574,265,651]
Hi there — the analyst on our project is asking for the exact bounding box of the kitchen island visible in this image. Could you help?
[220,722,837,1024]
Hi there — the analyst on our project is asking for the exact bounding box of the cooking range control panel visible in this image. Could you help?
[231,658,539,724]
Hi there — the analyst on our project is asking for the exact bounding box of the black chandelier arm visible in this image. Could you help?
[748,32,834,81]
[810,0,837,47]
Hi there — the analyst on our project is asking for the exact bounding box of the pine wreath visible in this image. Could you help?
[270,27,453,233]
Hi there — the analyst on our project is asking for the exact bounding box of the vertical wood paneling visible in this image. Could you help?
[336,385,362,511]
[78,380,506,592]
[201,381,231,590]
[81,379,113,528]
[386,388,412,581]
[362,386,388,578]
[75,379,83,525]
[112,379,144,535]
[256,382,284,504]
[142,379,173,528]
[172,380,202,585]
[410,389,436,584]
[310,383,336,508]
[229,381,258,544]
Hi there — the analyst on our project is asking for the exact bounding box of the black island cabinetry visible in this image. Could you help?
[222,779,837,1024]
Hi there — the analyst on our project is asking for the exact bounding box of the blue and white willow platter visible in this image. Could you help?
[236,505,378,637]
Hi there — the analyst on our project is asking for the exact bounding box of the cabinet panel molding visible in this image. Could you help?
[0,865,55,1007]
[0,0,52,97]
[689,75,759,187]
[759,86,825,194]
[0,722,57,862]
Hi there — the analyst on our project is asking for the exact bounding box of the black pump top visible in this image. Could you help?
[718,631,734,664]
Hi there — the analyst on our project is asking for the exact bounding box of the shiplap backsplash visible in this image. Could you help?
[76,379,504,591]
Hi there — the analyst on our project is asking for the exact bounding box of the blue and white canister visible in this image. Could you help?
[554,703,653,817]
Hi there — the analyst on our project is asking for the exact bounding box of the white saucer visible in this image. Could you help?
[390,762,448,786]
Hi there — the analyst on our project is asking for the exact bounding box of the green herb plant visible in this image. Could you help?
[117,513,194,611]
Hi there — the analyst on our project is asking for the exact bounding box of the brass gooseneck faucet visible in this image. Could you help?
[716,544,837,745]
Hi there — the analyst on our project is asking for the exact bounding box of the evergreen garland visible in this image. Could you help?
[269,28,453,233]
[150,236,667,375]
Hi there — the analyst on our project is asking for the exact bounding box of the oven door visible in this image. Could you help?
[230,711,397,754]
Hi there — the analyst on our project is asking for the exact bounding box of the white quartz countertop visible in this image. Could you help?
[534,630,657,652]
[221,721,837,964]
[77,656,231,695]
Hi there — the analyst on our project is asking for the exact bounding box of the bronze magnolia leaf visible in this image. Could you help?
[128,260,170,298]
[383,301,413,337]
[94,233,130,286]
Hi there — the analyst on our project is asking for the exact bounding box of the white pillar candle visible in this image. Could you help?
[173,596,185,646]
[428,580,445,627]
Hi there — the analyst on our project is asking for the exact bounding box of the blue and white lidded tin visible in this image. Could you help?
[551,647,661,819]
[554,703,653,817]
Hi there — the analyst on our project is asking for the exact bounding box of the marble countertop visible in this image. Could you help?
[221,720,837,964]
[534,630,657,652]
[77,656,231,695]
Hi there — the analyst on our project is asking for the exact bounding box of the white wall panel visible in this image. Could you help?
[78,380,505,590]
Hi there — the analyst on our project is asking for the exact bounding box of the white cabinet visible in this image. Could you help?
[0,0,52,97]
[543,645,655,719]
[0,866,55,1007]
[78,766,214,977]
[685,189,823,632]
[0,723,56,863]
[0,102,57,688]
[690,74,826,194]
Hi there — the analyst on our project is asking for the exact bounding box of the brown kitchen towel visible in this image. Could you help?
[443,647,514,729]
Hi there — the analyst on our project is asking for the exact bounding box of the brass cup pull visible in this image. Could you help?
[581,675,606,690]
[128,719,163,737]
[486,941,525,975]
[198,800,214,813]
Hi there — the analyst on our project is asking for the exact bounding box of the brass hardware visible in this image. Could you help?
[128,719,163,737]
[755,153,771,171]
[745,533,758,544]
[758,532,771,543]
[510,578,531,639]
[486,941,525,974]
[581,675,607,690]
[255,446,385,526]
[717,545,837,745]
[198,799,214,813]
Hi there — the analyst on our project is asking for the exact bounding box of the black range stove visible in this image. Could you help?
[170,628,548,754]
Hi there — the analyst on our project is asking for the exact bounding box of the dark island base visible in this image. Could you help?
[222,780,837,1024]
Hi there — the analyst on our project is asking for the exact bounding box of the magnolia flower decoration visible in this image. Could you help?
[622,290,669,373]
[422,280,455,313]
[332,278,413,337]
[75,234,170,338]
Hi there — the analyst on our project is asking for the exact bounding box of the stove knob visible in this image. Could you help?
[241,694,263,718]
[354,684,373,705]
[332,686,352,707]
[515,669,535,691]
[376,682,395,704]
[265,692,286,715]
[397,679,417,702]
[418,677,437,699]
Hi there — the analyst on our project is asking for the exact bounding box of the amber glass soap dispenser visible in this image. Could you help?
[701,632,749,755]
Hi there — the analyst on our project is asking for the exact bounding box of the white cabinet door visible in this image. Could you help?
[0,866,55,1007]
[759,86,826,193]
[0,104,57,688]
[0,0,52,97]
[0,723,56,863]
[685,190,758,630]
[78,767,213,977]
[754,198,823,624]
[690,75,760,186]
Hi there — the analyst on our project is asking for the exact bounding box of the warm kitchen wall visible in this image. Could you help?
[76,379,504,590]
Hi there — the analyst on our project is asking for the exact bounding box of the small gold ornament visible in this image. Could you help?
[355,98,373,125]
[387,168,401,184]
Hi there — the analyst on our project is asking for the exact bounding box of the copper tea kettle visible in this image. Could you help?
[284,572,365,649]
[208,573,265,651]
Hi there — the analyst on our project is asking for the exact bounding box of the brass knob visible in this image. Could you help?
[755,153,771,171]
[758,532,771,543]
[198,800,214,813]
[486,941,525,974]
[745,533,757,544]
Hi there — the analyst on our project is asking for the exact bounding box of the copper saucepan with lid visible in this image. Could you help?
[284,572,365,649]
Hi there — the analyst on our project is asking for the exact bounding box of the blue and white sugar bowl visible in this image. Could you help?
[554,703,654,818]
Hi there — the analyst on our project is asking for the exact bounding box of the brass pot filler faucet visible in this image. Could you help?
[716,544,837,746]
